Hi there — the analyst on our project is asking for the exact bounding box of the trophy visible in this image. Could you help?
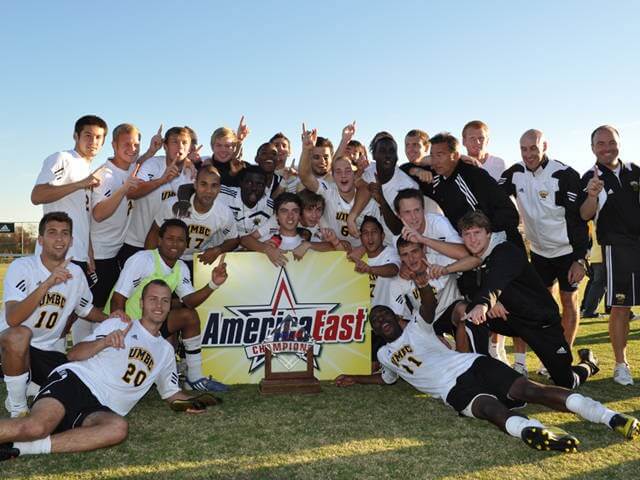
[259,315,321,395]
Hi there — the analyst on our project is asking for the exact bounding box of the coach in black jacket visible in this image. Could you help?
[405,132,523,248]
[456,211,598,389]
[579,125,640,386]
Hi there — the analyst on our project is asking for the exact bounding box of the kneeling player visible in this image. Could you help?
[336,293,639,452]
[0,280,219,461]
[0,212,119,417]
[110,219,229,392]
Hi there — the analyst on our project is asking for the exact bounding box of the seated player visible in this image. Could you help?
[145,165,239,274]
[454,210,599,389]
[336,291,639,452]
[0,280,221,462]
[0,212,124,417]
[241,193,339,267]
[110,219,228,392]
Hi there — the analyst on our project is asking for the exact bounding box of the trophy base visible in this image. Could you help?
[259,376,321,395]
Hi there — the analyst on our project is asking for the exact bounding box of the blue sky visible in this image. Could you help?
[1,0,639,222]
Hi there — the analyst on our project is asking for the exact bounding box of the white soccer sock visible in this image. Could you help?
[565,393,616,426]
[504,416,545,438]
[514,353,527,366]
[14,436,51,455]
[4,372,29,415]
[183,335,204,382]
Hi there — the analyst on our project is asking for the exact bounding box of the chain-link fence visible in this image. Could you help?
[0,221,38,261]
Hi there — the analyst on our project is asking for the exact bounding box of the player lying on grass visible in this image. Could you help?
[335,284,639,452]
[0,280,221,462]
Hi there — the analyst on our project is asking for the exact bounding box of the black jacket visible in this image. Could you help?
[405,161,523,247]
[458,240,561,327]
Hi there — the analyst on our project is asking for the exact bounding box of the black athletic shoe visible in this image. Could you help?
[577,348,600,376]
[521,426,579,453]
[0,442,20,461]
[609,413,640,440]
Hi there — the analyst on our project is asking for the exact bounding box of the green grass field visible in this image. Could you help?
[1,265,639,479]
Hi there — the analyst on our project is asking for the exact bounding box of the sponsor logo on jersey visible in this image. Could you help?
[39,292,66,308]
[201,269,366,372]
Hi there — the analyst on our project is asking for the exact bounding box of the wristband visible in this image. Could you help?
[208,280,220,290]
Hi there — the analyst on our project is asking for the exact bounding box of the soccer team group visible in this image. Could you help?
[0,114,639,461]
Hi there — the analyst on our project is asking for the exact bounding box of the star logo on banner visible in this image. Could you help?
[224,268,340,371]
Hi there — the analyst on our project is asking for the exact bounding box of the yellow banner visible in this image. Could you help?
[194,251,371,384]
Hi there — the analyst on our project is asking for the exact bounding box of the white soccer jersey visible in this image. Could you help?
[256,216,326,243]
[154,195,238,261]
[362,165,442,214]
[125,156,193,248]
[218,185,273,236]
[34,150,92,262]
[316,179,381,247]
[90,160,136,259]
[257,230,303,251]
[57,318,179,416]
[378,316,480,401]
[0,256,93,352]
[372,276,420,320]
[114,250,194,301]
[374,274,461,322]
[364,246,401,298]
[374,275,463,320]
[482,154,507,181]
[392,213,463,291]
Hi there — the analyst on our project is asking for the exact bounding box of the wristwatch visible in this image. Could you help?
[576,259,588,270]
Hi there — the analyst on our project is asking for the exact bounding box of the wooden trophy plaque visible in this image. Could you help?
[259,344,321,395]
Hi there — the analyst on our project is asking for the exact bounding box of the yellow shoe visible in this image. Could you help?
[610,414,640,440]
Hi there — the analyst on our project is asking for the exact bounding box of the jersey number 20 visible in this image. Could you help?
[122,363,147,386]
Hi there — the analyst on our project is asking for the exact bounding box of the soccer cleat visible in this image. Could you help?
[609,413,640,440]
[185,376,229,393]
[512,362,528,377]
[169,393,222,412]
[0,442,20,461]
[521,426,579,453]
[577,348,600,376]
[613,363,634,386]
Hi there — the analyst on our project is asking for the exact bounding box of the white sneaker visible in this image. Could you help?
[512,362,528,377]
[613,363,634,386]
